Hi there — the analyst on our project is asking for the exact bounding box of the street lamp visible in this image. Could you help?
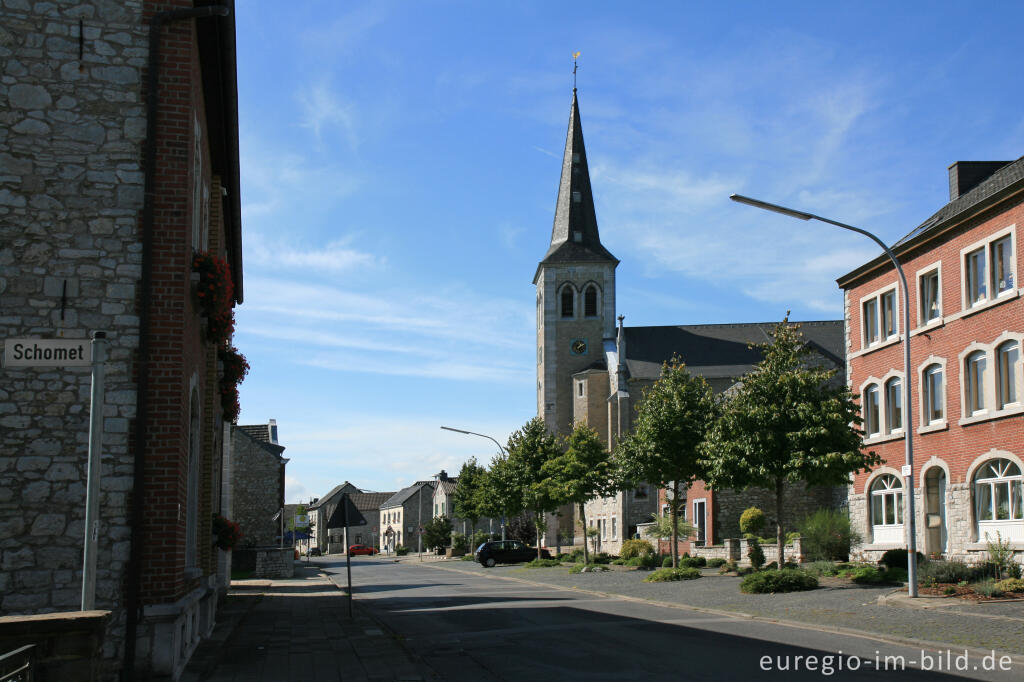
[729,194,919,598]
[441,425,508,541]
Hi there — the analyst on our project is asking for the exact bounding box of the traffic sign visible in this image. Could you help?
[326,494,367,528]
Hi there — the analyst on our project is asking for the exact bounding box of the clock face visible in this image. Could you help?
[571,339,587,355]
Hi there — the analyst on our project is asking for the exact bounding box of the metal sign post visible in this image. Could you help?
[81,332,107,610]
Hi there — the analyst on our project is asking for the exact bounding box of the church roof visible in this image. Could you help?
[623,320,844,386]
[536,90,617,277]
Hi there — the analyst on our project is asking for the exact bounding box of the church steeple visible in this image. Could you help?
[535,90,617,281]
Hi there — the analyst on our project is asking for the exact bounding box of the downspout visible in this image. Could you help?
[123,5,230,679]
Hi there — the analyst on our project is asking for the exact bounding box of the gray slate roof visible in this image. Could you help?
[839,155,1024,285]
[349,492,394,513]
[436,478,458,496]
[237,423,270,442]
[381,481,436,509]
[536,90,617,277]
[308,481,359,510]
[622,320,844,391]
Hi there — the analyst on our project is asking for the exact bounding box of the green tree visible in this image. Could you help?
[702,317,880,564]
[505,417,563,559]
[478,452,522,538]
[641,513,696,549]
[422,516,453,551]
[616,359,718,568]
[453,457,487,538]
[543,422,614,565]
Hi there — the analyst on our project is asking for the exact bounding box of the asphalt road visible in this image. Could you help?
[320,557,1020,681]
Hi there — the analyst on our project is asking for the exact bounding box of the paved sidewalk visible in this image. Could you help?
[181,563,436,682]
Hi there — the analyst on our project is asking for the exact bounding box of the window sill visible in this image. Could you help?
[918,421,948,435]
[861,542,905,551]
[966,540,1024,552]
[850,335,903,360]
[947,289,1020,323]
[863,431,904,446]
[959,404,1024,427]
[911,318,944,337]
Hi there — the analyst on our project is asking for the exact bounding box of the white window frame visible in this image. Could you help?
[577,380,585,398]
[960,225,1017,313]
[869,473,905,544]
[917,356,948,434]
[860,370,905,443]
[862,382,880,437]
[859,283,900,351]
[963,347,988,417]
[996,339,1020,410]
[884,376,903,434]
[972,456,1024,542]
[915,261,942,329]
[959,333,1024,426]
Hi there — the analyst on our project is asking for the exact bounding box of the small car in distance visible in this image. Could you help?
[348,544,378,556]
[309,547,322,557]
[475,540,551,567]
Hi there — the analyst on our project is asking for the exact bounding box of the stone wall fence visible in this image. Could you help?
[0,610,109,681]
[689,537,806,566]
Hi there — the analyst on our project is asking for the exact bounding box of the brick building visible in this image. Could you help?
[839,158,1024,564]
[534,88,845,556]
[0,1,242,678]
[231,421,287,547]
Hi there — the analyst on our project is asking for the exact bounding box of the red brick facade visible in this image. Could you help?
[841,165,1024,560]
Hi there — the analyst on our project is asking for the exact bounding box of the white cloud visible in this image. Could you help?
[246,232,380,273]
[298,80,359,150]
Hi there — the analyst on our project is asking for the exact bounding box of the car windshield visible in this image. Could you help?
[476,543,490,552]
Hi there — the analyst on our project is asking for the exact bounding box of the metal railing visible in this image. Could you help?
[0,644,34,682]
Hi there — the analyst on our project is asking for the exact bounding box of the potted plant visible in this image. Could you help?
[212,514,242,551]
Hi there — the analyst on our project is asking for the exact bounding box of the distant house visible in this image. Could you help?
[379,481,436,552]
[432,471,458,520]
[335,492,394,550]
[231,420,287,547]
[307,482,360,553]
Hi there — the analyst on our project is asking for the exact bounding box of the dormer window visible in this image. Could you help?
[572,191,582,203]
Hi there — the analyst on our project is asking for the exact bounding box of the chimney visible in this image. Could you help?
[268,418,278,444]
[948,161,1011,201]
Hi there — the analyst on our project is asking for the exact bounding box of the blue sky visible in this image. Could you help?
[233,1,1024,502]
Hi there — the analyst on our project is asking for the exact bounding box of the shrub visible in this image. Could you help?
[995,578,1024,593]
[611,558,626,565]
[591,552,613,565]
[620,539,656,559]
[805,560,840,577]
[746,537,765,571]
[678,556,706,569]
[878,548,925,569]
[707,558,728,568]
[626,554,658,569]
[451,533,469,554]
[943,585,957,596]
[972,580,1004,598]
[985,532,1015,580]
[662,556,673,568]
[741,569,819,594]
[719,561,738,575]
[799,509,859,561]
[460,554,475,561]
[644,567,701,582]
[525,558,561,568]
[763,561,799,571]
[739,507,766,536]
[395,545,409,556]
[918,560,973,584]
[570,563,609,574]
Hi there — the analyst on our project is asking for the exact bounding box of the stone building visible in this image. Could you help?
[839,157,1024,565]
[534,89,845,555]
[379,481,436,553]
[231,420,287,547]
[0,1,242,678]
[307,481,359,553]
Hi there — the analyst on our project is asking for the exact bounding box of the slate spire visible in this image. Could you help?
[540,89,618,267]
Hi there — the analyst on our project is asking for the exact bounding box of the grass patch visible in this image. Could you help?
[460,554,476,561]
[569,563,610,574]
[740,568,818,594]
[644,567,701,582]
[230,569,253,580]
[525,558,562,568]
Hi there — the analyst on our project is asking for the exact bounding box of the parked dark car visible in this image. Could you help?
[475,540,551,567]
[348,544,378,556]
[309,547,322,557]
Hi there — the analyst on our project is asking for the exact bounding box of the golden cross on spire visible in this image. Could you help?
[573,51,581,90]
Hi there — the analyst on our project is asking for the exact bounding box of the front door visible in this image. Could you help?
[924,468,947,556]
[693,499,707,546]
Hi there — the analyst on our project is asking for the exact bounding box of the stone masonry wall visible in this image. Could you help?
[0,0,148,669]
[230,430,282,547]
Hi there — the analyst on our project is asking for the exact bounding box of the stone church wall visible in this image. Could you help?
[231,432,282,547]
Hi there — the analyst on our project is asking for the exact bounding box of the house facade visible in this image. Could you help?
[379,481,435,552]
[307,481,359,553]
[231,421,287,547]
[535,88,845,556]
[839,158,1024,564]
[0,1,242,678]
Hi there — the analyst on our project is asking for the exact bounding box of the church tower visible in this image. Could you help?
[534,89,618,435]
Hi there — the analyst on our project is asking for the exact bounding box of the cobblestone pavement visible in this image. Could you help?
[426,559,1024,656]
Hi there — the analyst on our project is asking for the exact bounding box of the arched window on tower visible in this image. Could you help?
[560,285,575,319]
[584,285,599,318]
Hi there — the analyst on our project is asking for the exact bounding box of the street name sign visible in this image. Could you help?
[4,338,91,367]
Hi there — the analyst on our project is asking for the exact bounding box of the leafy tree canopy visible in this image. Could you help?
[453,457,486,526]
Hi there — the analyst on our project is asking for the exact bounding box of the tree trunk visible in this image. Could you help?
[671,481,680,569]
[579,503,589,565]
[775,478,785,567]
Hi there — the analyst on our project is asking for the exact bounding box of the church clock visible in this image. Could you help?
[570,339,588,355]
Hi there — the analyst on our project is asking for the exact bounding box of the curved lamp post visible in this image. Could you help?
[441,425,508,541]
[729,194,918,598]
